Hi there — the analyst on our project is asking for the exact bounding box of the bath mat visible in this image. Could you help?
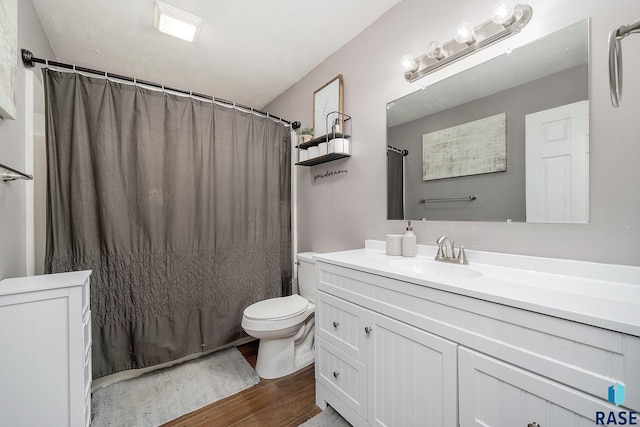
[299,405,352,427]
[91,347,260,427]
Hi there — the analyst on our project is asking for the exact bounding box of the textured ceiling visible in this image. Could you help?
[31,0,401,109]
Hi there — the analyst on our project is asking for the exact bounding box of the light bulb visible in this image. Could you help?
[426,41,446,60]
[491,0,516,25]
[455,21,476,45]
[401,54,418,72]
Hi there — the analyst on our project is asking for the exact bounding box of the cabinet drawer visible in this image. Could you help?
[84,395,91,427]
[316,337,367,419]
[459,347,624,427]
[84,350,92,398]
[317,292,367,361]
[82,280,90,315]
[83,310,92,360]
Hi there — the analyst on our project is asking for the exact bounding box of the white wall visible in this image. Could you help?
[266,0,640,266]
[0,0,54,279]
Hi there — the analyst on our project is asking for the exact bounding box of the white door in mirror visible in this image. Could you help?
[525,100,589,223]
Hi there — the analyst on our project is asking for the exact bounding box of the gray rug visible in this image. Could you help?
[91,347,260,427]
[300,406,352,427]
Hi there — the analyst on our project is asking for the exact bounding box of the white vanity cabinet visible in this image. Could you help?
[0,271,92,427]
[314,257,640,427]
[316,291,458,427]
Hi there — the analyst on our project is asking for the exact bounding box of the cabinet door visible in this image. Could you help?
[366,312,458,427]
[458,347,622,427]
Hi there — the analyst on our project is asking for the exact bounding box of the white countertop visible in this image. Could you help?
[314,240,640,337]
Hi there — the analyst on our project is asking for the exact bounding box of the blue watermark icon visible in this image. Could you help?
[609,382,626,406]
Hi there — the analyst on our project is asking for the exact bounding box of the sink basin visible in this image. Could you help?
[389,259,483,278]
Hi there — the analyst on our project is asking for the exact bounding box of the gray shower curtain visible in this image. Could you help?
[43,69,291,378]
[387,150,405,220]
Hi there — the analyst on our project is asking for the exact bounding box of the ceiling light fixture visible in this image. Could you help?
[154,1,202,43]
[402,3,532,83]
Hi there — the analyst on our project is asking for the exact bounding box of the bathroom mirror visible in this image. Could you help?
[387,20,589,223]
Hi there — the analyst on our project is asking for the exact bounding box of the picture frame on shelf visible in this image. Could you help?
[313,74,343,138]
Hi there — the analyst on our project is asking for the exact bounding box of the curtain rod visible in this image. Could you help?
[387,145,409,156]
[21,49,295,127]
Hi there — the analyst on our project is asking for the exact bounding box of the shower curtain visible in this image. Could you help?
[387,149,405,220]
[43,69,291,378]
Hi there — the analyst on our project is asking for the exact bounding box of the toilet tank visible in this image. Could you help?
[296,252,318,302]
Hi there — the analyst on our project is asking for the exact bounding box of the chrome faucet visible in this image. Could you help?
[436,236,455,259]
[435,235,469,265]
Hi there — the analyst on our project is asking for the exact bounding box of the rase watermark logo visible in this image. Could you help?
[595,382,637,425]
[609,382,626,406]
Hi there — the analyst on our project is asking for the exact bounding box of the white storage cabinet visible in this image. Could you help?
[0,271,92,427]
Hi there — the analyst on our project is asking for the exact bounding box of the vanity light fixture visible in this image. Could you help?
[492,0,517,25]
[455,22,477,45]
[401,54,419,73]
[403,2,532,82]
[154,1,203,42]
[426,41,446,60]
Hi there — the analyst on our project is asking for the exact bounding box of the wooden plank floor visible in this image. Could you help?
[162,341,322,427]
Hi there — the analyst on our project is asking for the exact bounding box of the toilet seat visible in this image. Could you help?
[244,294,309,321]
[242,295,315,333]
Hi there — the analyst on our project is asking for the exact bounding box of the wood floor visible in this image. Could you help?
[162,341,322,427]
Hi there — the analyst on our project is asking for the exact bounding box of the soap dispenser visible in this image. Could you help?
[402,221,417,257]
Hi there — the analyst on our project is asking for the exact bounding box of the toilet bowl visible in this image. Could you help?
[241,252,317,379]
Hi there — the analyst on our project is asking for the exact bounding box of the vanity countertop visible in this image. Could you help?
[314,240,640,337]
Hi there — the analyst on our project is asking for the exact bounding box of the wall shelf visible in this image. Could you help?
[295,132,351,149]
[296,152,350,166]
[295,112,351,167]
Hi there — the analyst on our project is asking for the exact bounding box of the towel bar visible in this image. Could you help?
[1,163,33,182]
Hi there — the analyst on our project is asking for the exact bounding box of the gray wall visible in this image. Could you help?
[266,0,640,266]
[391,65,587,221]
[0,1,54,279]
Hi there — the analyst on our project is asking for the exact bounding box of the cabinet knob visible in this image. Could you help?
[365,326,373,334]
[333,371,340,379]
[332,321,339,328]
[528,423,541,427]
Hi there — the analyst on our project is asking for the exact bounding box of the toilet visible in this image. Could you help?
[241,252,317,379]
